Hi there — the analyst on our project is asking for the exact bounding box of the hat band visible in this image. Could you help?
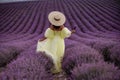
[54,17,60,21]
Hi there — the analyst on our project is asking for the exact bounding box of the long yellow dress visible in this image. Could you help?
[36,27,71,73]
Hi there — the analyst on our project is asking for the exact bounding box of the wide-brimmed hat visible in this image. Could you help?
[48,11,66,26]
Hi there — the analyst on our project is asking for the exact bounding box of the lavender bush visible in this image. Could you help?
[69,62,120,80]
[0,45,20,67]
[62,45,104,75]
[109,44,120,67]
[0,51,53,80]
[91,40,117,61]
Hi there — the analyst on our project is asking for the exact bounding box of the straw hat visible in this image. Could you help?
[48,11,66,26]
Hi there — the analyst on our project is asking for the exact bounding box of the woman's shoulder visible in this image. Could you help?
[46,28,53,31]
[62,27,69,31]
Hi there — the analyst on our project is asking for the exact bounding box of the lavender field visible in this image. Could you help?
[0,0,120,80]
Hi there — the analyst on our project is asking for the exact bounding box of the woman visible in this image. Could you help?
[36,11,75,73]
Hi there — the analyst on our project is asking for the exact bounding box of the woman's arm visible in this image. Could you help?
[71,27,76,33]
[71,30,75,33]
[39,37,47,42]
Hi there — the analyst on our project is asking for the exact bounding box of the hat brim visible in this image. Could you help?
[48,11,66,26]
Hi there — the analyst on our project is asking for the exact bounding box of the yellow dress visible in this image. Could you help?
[36,27,71,73]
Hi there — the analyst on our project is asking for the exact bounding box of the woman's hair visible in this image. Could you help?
[53,25,61,29]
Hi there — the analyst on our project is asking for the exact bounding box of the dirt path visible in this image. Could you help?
[53,71,67,80]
